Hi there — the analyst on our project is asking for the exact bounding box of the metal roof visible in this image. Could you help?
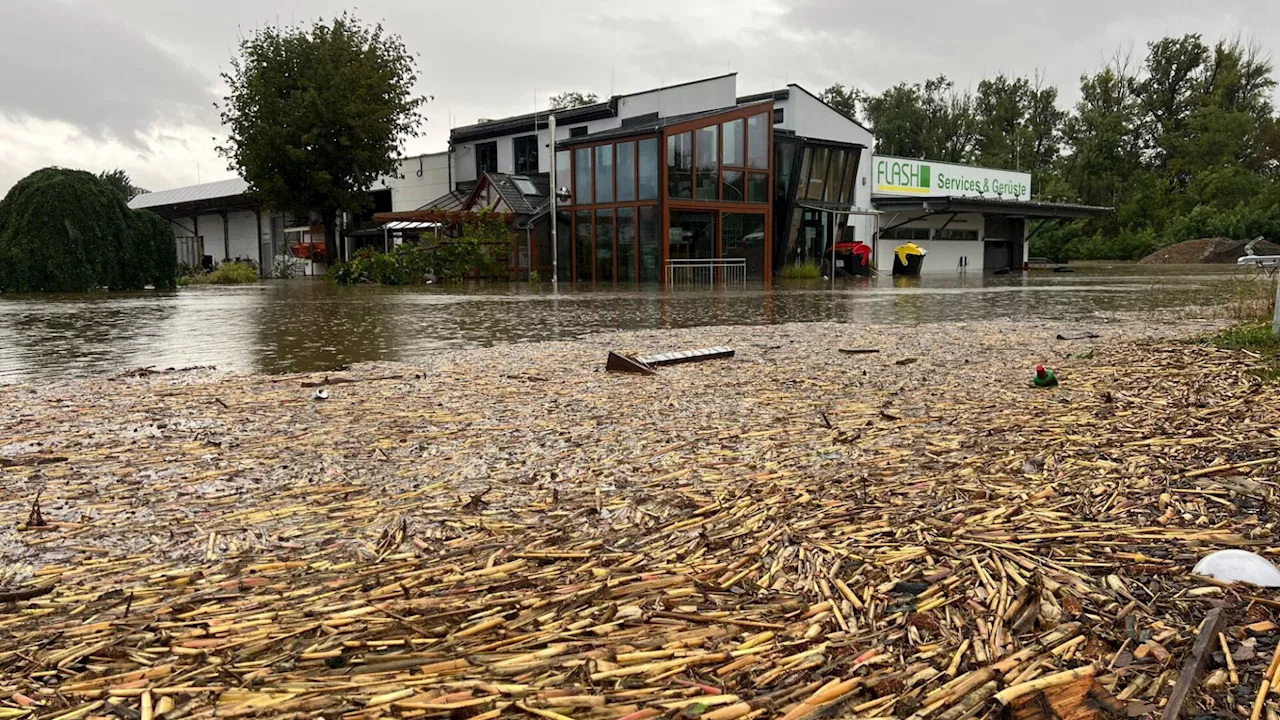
[128,178,251,210]
[872,195,1113,219]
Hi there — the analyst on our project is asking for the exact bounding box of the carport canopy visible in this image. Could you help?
[871,196,1112,220]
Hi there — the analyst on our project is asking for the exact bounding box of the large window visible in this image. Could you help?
[723,170,745,202]
[775,140,797,199]
[723,213,767,280]
[695,126,718,200]
[667,132,693,198]
[722,119,744,167]
[617,208,636,282]
[574,148,592,204]
[556,211,572,282]
[616,141,636,202]
[575,210,593,282]
[596,209,614,283]
[514,135,538,173]
[476,141,498,176]
[669,211,716,260]
[556,151,572,202]
[839,151,859,204]
[639,206,660,282]
[639,138,659,200]
[747,113,768,169]
[806,147,829,201]
[595,145,613,203]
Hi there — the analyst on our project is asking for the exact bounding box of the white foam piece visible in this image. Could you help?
[1193,549,1280,587]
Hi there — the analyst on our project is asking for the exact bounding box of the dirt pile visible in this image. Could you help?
[1140,237,1280,264]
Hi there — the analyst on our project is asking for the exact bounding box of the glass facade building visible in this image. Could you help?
[558,102,775,284]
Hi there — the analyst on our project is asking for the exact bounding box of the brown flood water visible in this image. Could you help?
[0,264,1246,384]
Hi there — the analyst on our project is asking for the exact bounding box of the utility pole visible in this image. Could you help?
[549,113,558,286]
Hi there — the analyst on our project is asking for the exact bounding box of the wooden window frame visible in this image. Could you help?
[563,133,653,285]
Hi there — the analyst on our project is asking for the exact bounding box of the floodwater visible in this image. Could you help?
[0,264,1248,384]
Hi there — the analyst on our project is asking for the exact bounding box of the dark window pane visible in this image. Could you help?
[555,151,572,203]
[639,206,660,282]
[794,147,814,200]
[617,207,636,282]
[514,135,539,173]
[696,126,718,200]
[723,212,767,280]
[574,148,592,204]
[669,211,717,260]
[747,114,768,169]
[575,210,592,282]
[595,145,613,203]
[722,119,744,166]
[638,138,659,200]
[775,141,797,199]
[748,173,768,203]
[839,150,859,204]
[806,147,829,201]
[722,170,745,202]
[476,141,498,176]
[615,142,636,202]
[667,132,692,198]
[824,150,846,203]
[569,126,588,137]
[773,107,784,124]
[596,209,614,283]
[556,211,572,281]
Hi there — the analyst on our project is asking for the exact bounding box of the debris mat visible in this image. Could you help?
[0,320,1276,720]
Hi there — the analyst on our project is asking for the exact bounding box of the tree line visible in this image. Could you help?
[821,35,1280,261]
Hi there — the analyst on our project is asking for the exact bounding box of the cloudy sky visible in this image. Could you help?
[1,0,1277,195]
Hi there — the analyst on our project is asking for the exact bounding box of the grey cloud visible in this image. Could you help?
[0,0,217,147]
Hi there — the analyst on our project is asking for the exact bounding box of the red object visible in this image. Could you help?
[1035,365,1047,379]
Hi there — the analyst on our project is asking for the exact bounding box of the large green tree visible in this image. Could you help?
[548,91,600,110]
[98,169,148,201]
[218,13,427,261]
[860,76,977,163]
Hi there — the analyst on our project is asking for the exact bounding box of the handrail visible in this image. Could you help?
[666,258,748,287]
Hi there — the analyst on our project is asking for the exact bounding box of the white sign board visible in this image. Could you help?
[873,155,1031,201]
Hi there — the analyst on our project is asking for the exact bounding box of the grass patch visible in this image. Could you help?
[779,261,822,280]
[1207,322,1280,382]
[178,262,259,286]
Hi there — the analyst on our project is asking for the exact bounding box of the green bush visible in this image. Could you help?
[331,212,515,285]
[0,167,177,292]
[779,260,823,279]
[178,262,259,286]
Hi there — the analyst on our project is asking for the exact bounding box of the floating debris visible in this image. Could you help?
[1193,550,1280,587]
[0,319,1273,720]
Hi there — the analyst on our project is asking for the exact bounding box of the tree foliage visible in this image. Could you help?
[822,33,1280,261]
[0,168,176,292]
[98,169,148,201]
[548,91,600,110]
[218,12,427,261]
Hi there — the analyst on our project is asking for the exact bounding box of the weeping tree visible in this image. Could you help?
[0,168,176,292]
[217,12,427,262]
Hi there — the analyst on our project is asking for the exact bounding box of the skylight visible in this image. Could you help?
[511,176,540,196]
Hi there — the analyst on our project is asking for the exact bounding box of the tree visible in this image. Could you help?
[862,76,977,163]
[218,12,427,262]
[0,168,175,292]
[548,91,600,110]
[972,74,1065,178]
[818,83,865,122]
[98,169,148,201]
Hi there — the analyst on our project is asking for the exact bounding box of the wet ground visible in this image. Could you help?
[0,264,1246,383]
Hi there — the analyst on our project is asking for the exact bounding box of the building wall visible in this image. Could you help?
[192,211,260,264]
[380,152,451,211]
[874,212,986,273]
[617,75,737,120]
[776,86,877,251]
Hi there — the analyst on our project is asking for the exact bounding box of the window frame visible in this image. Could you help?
[513,135,539,174]
[475,141,498,177]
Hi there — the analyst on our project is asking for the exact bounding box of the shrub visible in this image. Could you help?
[0,167,177,292]
[779,260,823,279]
[178,262,259,286]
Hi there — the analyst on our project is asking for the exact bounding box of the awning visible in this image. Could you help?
[872,195,1112,220]
[346,220,442,238]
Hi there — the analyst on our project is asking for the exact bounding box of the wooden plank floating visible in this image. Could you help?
[605,351,656,375]
[636,346,735,367]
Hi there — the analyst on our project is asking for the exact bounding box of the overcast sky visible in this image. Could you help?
[2,0,1278,196]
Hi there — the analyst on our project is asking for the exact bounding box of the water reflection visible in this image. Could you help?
[0,264,1243,383]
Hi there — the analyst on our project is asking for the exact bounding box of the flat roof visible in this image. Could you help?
[872,195,1112,220]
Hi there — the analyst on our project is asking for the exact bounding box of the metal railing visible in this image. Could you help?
[665,258,747,287]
